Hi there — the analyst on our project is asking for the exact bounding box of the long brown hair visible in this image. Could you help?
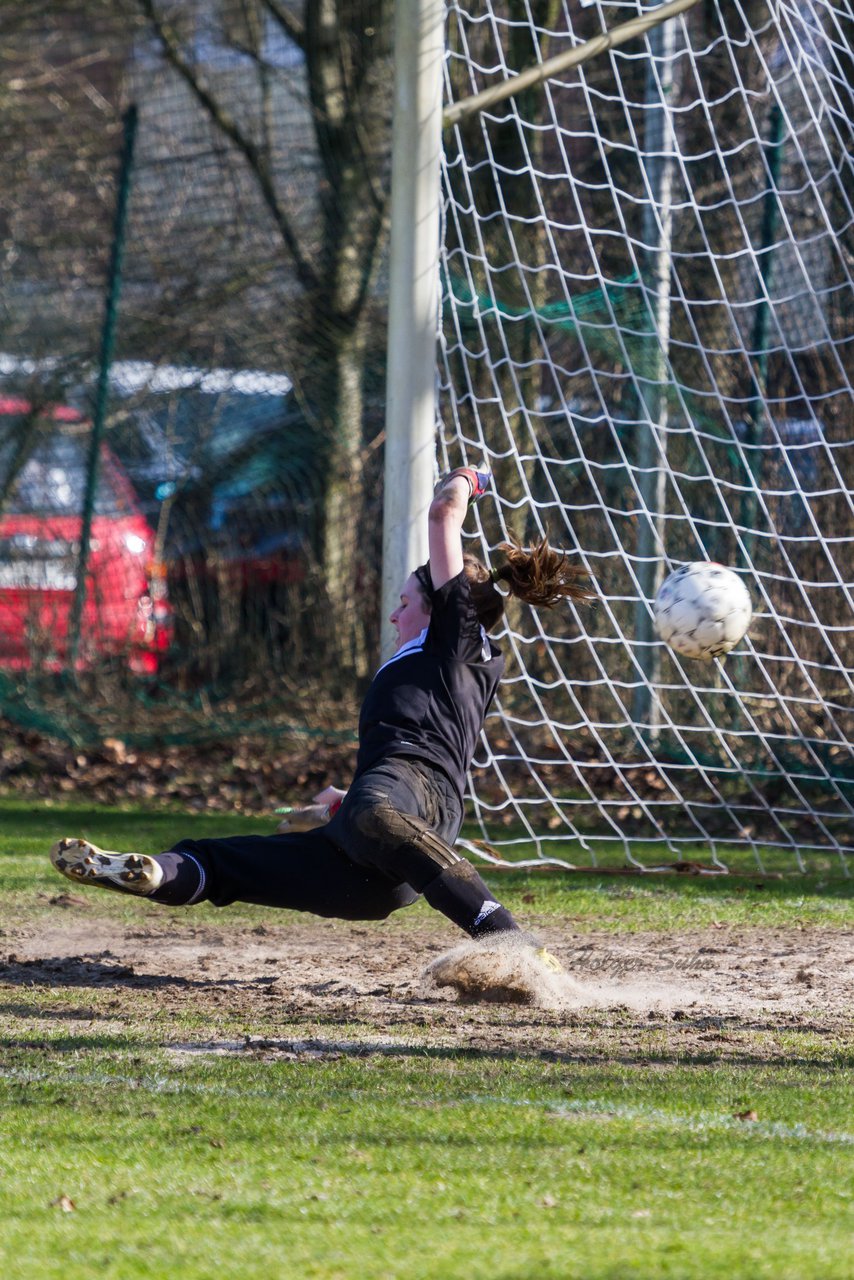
[465,536,596,632]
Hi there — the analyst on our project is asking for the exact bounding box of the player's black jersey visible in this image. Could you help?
[354,567,505,803]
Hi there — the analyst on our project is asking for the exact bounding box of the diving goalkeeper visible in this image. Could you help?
[50,470,593,944]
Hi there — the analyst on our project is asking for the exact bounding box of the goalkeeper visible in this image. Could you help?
[50,470,592,942]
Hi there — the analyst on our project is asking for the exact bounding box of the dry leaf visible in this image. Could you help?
[51,1194,76,1212]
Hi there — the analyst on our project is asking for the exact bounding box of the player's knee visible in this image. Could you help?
[348,796,435,864]
[344,796,403,875]
[349,796,403,845]
[345,795,462,889]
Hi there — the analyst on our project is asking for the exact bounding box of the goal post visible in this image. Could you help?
[382,0,446,661]
[386,0,854,875]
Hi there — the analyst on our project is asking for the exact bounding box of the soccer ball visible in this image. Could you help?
[653,562,752,661]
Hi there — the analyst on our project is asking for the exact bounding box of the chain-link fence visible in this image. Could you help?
[1,1,393,746]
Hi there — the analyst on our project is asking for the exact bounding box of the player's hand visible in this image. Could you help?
[312,785,347,809]
[275,786,347,832]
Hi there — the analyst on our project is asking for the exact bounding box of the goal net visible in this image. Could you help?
[438,0,853,873]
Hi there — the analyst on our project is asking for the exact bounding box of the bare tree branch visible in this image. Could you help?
[259,0,305,51]
[2,48,113,92]
[137,0,318,295]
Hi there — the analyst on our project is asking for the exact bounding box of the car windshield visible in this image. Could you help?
[0,419,131,517]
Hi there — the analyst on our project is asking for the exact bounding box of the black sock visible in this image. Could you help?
[147,850,207,906]
[422,862,520,938]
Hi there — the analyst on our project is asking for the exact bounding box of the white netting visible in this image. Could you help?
[438,0,853,873]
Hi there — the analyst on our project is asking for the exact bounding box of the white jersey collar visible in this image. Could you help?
[375,626,429,676]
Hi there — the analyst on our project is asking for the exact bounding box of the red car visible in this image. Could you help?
[0,398,171,673]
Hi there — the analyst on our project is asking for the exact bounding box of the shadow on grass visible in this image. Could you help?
[0,955,271,991]
[0,1023,850,1072]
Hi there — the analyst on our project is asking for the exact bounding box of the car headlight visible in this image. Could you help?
[123,533,147,556]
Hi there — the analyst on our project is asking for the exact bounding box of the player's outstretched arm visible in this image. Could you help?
[429,469,489,590]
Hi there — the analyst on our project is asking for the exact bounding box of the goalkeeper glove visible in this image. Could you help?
[435,467,491,505]
[275,796,343,832]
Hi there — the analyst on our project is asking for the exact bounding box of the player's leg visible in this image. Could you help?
[50,829,418,921]
[331,760,520,938]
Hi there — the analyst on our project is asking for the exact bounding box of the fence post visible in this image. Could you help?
[69,104,138,668]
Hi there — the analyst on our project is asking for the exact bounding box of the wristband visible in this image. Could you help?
[435,467,491,505]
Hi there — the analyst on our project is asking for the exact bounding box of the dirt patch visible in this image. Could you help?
[2,912,851,1062]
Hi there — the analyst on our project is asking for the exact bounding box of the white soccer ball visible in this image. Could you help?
[653,562,752,661]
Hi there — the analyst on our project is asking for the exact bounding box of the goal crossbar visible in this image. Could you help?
[442,0,702,129]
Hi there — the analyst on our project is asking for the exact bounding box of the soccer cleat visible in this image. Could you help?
[50,837,164,896]
[536,947,564,975]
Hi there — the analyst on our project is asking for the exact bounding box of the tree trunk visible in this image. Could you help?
[311,323,370,680]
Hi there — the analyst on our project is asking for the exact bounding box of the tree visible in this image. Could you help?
[135,0,394,680]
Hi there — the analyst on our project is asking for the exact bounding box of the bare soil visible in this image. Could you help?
[2,909,851,1062]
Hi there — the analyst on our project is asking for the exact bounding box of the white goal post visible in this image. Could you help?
[384,0,854,875]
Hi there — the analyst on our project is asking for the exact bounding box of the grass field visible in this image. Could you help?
[1,797,852,1279]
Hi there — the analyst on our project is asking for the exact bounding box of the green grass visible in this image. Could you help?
[2,794,852,932]
[1,1041,851,1280]
[1,796,853,1278]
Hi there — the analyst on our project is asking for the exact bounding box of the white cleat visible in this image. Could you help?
[50,837,164,896]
